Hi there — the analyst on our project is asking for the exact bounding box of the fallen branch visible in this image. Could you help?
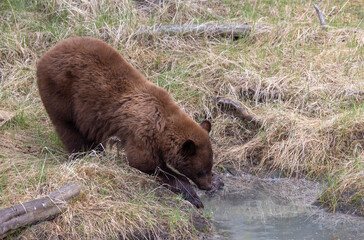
[136,24,252,38]
[238,87,281,102]
[0,182,82,238]
[329,87,364,98]
[314,4,328,29]
[343,90,364,96]
[215,97,261,126]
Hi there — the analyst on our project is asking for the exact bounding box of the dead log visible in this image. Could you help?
[215,97,261,126]
[343,90,364,96]
[314,4,328,29]
[136,24,253,38]
[238,87,281,102]
[0,182,82,238]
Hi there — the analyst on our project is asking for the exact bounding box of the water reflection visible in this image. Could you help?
[202,175,364,240]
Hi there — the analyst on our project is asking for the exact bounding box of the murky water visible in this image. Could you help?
[201,174,364,240]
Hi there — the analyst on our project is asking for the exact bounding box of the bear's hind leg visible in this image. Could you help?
[52,119,91,153]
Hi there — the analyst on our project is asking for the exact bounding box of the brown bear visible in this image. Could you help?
[36,37,213,208]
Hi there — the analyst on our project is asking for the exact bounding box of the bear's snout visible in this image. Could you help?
[195,175,212,191]
[198,184,212,191]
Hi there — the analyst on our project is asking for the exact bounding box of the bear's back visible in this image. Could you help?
[37,37,146,98]
[37,37,178,145]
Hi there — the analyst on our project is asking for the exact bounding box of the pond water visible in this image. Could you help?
[201,174,364,240]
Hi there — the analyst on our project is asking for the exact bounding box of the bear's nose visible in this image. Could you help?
[198,184,212,191]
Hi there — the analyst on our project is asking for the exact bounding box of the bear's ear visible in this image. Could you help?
[200,120,211,133]
[182,140,196,156]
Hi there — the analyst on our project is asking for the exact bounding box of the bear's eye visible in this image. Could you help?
[197,170,207,178]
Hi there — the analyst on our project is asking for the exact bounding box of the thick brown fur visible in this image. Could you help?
[37,37,213,208]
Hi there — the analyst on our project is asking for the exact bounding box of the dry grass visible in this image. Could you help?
[0,130,204,239]
[0,0,363,238]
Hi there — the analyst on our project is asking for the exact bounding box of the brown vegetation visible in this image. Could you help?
[0,0,363,238]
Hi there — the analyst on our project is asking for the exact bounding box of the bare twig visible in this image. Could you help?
[314,4,328,29]
[0,110,15,128]
[215,97,261,126]
[0,183,82,238]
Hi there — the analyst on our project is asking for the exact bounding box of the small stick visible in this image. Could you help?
[0,182,82,238]
[314,4,328,29]
[216,97,261,126]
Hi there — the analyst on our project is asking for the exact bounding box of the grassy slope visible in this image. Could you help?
[0,0,363,238]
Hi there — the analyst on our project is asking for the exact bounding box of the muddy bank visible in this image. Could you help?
[199,174,364,240]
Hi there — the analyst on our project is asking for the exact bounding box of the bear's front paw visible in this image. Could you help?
[176,180,204,208]
[184,190,204,208]
[165,177,204,208]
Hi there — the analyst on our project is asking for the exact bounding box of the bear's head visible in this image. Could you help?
[176,120,213,190]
